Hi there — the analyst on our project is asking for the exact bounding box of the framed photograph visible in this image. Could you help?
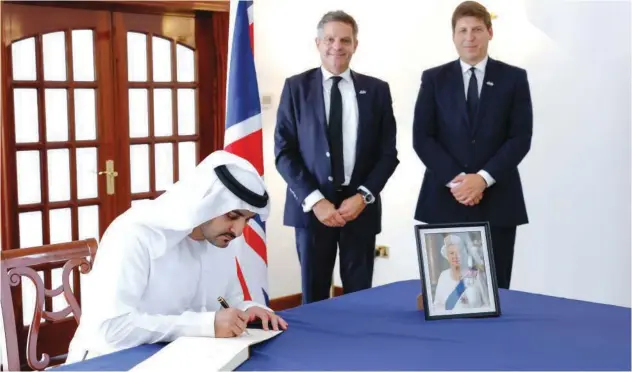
[414,222,501,320]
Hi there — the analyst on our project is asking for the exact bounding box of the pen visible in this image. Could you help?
[217,296,250,335]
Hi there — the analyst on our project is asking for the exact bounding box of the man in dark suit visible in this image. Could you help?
[274,10,399,304]
[413,1,533,289]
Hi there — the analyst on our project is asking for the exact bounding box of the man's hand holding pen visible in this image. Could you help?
[214,306,249,338]
[215,296,288,337]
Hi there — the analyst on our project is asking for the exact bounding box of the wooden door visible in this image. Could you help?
[2,2,117,254]
[1,4,208,249]
[111,12,200,210]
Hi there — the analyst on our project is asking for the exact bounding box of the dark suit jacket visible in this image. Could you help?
[413,58,533,227]
[274,68,399,234]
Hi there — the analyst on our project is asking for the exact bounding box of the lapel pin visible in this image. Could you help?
[486,81,494,86]
[359,90,367,94]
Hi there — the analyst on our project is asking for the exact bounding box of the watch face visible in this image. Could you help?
[359,190,373,203]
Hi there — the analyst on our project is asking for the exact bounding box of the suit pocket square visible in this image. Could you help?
[486,81,494,86]
[359,90,367,94]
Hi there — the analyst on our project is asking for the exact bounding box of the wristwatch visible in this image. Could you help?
[358,188,375,204]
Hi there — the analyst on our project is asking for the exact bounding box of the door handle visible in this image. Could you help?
[98,160,118,195]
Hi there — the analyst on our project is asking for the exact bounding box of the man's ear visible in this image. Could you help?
[189,225,203,240]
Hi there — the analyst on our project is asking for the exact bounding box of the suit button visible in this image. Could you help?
[328,176,333,181]
[326,152,330,157]
[471,140,476,144]
[464,164,469,168]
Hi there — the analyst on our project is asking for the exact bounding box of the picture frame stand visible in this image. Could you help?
[416,293,424,310]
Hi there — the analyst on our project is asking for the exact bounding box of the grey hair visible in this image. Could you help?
[441,234,468,259]
[316,10,358,39]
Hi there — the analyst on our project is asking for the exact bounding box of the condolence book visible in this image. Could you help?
[130,329,283,371]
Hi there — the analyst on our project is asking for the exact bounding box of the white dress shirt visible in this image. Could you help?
[322,67,359,186]
[302,67,372,212]
[460,56,486,98]
[447,57,496,189]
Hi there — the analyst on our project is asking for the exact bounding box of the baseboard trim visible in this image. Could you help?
[268,292,302,311]
[269,286,344,311]
[333,286,343,297]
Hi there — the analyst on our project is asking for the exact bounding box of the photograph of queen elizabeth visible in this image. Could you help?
[415,223,501,320]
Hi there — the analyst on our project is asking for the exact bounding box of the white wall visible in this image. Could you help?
[254,0,631,307]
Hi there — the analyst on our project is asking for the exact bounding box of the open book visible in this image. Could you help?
[130,329,283,371]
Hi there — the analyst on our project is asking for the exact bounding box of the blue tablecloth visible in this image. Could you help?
[56,280,631,371]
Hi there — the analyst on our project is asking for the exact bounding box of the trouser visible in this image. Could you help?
[294,187,376,304]
[295,225,375,304]
[489,225,517,290]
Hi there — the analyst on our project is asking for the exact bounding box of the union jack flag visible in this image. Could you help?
[224,0,269,306]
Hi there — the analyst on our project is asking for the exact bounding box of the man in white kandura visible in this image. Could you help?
[66,150,288,363]
[433,234,489,311]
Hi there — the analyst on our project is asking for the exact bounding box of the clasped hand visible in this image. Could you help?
[313,194,365,227]
[450,174,487,206]
[214,306,288,338]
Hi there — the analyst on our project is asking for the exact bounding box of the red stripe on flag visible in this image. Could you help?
[225,129,264,175]
[243,224,267,265]
[249,23,254,52]
[235,257,252,301]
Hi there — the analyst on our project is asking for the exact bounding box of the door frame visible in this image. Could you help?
[1,1,229,14]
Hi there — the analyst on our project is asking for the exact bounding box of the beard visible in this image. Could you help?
[210,232,236,247]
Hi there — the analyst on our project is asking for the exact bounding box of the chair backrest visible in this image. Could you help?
[1,239,98,371]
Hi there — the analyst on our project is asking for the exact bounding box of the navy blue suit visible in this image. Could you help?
[413,57,533,288]
[275,68,398,303]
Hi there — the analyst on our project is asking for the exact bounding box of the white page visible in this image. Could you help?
[131,329,282,372]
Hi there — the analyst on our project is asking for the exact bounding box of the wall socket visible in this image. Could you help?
[261,94,272,105]
[261,94,273,110]
[375,245,389,258]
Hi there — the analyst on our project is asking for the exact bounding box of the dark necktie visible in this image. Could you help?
[467,66,479,124]
[328,76,344,188]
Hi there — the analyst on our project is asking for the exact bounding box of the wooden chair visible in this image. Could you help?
[1,239,98,371]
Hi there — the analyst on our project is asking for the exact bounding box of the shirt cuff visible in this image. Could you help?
[477,170,496,187]
[236,301,273,313]
[302,190,325,212]
[447,172,466,188]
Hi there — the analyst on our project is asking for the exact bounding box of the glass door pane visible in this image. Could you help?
[113,12,199,211]
[9,26,108,249]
